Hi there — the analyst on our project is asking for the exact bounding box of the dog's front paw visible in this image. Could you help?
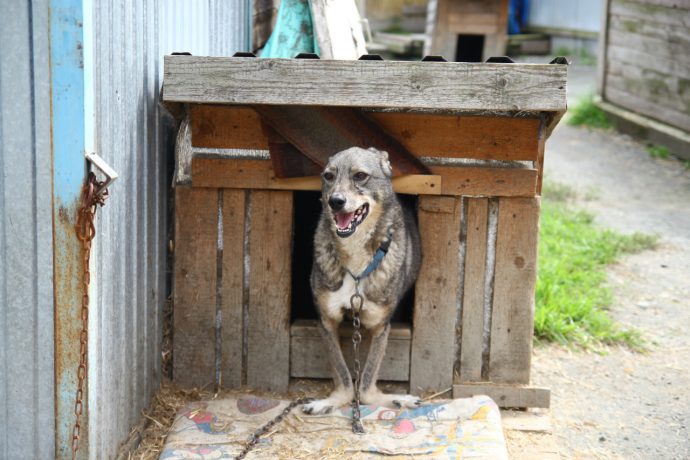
[302,399,335,415]
[392,395,422,409]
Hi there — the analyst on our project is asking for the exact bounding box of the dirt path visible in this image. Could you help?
[533,83,690,458]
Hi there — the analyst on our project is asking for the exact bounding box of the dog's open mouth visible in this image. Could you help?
[334,203,369,238]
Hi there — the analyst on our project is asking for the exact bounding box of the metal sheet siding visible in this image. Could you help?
[87,1,249,457]
[0,0,55,458]
[528,0,601,33]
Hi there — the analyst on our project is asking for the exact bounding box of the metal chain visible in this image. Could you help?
[350,286,365,434]
[72,172,108,460]
[234,397,314,460]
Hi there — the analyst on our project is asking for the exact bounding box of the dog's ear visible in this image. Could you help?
[369,147,392,178]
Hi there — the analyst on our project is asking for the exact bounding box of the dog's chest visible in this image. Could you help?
[324,275,388,328]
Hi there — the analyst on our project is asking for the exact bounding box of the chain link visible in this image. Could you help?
[72,172,108,460]
[234,397,314,460]
[350,290,365,434]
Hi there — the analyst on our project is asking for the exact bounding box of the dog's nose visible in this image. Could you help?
[328,195,346,211]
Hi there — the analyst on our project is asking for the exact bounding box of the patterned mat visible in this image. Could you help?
[160,395,508,459]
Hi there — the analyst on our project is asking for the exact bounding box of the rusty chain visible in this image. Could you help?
[350,288,365,434]
[72,172,108,460]
[234,397,313,460]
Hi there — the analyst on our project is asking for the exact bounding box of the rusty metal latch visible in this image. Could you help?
[85,152,118,194]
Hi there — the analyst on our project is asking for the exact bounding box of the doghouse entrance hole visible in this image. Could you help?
[455,34,485,62]
[290,191,416,323]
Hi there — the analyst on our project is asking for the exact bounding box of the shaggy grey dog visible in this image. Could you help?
[303,146,421,415]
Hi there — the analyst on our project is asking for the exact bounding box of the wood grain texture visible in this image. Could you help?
[190,105,267,150]
[453,383,550,408]
[253,105,429,175]
[367,112,540,161]
[431,166,538,197]
[220,190,245,388]
[162,56,567,112]
[489,197,540,384]
[459,198,488,382]
[189,105,542,162]
[191,157,441,194]
[410,195,462,394]
[246,190,293,391]
[173,187,218,388]
[290,320,410,381]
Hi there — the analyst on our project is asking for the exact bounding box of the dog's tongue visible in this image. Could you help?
[335,212,355,230]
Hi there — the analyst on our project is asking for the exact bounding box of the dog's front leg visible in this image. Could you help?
[302,317,354,415]
[360,322,422,409]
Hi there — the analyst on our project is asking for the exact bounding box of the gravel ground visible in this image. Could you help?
[531,63,690,459]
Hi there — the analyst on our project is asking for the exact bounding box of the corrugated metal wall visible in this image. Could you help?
[528,0,601,33]
[1,0,249,458]
[87,1,250,458]
[0,0,56,458]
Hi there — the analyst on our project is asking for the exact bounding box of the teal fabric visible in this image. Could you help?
[260,0,320,58]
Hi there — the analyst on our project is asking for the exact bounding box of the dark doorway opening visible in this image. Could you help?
[456,34,485,62]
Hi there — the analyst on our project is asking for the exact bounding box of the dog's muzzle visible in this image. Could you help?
[333,203,369,238]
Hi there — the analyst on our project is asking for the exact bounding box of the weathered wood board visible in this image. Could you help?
[246,190,293,392]
[220,189,245,388]
[453,383,550,408]
[290,320,410,381]
[410,195,462,394]
[489,197,539,384]
[163,56,567,112]
[190,105,541,162]
[173,187,218,388]
[459,198,489,382]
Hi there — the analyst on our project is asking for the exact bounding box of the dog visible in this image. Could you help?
[302,146,422,415]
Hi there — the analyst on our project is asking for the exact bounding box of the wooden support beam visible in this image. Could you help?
[191,157,442,195]
[453,383,550,408]
[431,166,537,197]
[253,105,430,176]
[163,56,568,112]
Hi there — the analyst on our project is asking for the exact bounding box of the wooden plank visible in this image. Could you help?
[220,189,245,388]
[431,166,538,197]
[190,105,267,150]
[410,196,462,394]
[246,190,292,391]
[191,157,442,194]
[453,383,550,408]
[608,20,690,66]
[610,0,690,28]
[263,124,322,178]
[190,105,541,162]
[367,112,540,161]
[606,86,690,133]
[290,320,410,381]
[173,187,218,388]
[488,197,539,384]
[606,44,690,79]
[162,56,568,112]
[597,0,611,97]
[459,198,488,382]
[253,105,430,175]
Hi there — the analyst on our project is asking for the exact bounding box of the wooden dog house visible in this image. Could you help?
[162,54,567,407]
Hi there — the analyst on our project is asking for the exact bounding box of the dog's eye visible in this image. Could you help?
[323,172,334,181]
[353,172,368,181]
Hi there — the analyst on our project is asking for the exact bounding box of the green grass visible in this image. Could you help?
[646,144,670,159]
[567,94,612,129]
[535,183,657,350]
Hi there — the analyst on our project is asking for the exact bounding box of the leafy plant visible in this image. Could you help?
[567,94,611,129]
[646,144,670,159]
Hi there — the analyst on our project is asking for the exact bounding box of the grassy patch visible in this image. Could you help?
[646,144,670,159]
[535,183,657,349]
[567,94,611,129]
